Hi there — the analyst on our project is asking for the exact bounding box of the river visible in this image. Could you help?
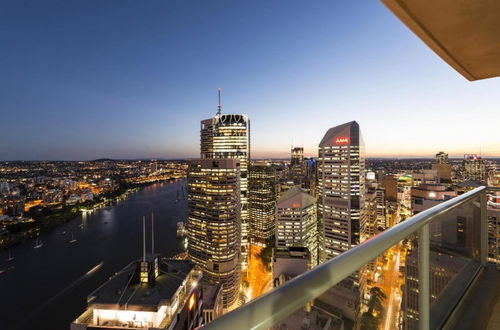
[0,180,188,330]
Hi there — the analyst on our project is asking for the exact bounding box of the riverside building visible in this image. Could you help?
[71,258,202,330]
[187,158,242,308]
[200,90,250,269]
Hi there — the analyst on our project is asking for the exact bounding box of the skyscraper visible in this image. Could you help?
[291,147,304,180]
[248,163,276,246]
[375,186,386,230]
[200,90,250,268]
[317,121,365,321]
[187,158,241,308]
[318,121,365,260]
[361,185,378,244]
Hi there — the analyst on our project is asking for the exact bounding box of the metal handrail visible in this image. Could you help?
[203,186,488,330]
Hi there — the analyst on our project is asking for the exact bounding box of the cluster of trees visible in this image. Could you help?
[256,235,274,272]
[360,286,387,329]
[9,204,80,234]
[2,204,81,250]
[2,179,145,249]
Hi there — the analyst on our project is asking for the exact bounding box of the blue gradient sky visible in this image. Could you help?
[1,1,499,160]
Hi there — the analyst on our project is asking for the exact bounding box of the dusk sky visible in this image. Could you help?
[1,1,499,160]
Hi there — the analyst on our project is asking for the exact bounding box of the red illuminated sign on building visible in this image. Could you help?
[335,137,349,144]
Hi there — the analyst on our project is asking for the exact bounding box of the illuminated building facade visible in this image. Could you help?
[150,160,158,173]
[489,171,500,187]
[361,185,378,243]
[317,121,365,322]
[275,187,318,266]
[375,186,386,230]
[318,121,365,261]
[291,147,304,180]
[463,154,486,181]
[200,96,250,269]
[1,196,25,217]
[436,151,449,164]
[249,163,276,246]
[187,159,241,308]
[71,259,202,330]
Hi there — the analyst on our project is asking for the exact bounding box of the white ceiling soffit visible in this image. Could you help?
[381,0,500,81]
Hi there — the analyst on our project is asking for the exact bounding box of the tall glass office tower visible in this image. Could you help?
[317,121,365,321]
[187,158,241,308]
[200,91,250,268]
[291,146,304,180]
[248,163,276,246]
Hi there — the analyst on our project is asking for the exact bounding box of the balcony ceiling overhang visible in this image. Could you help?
[381,0,500,81]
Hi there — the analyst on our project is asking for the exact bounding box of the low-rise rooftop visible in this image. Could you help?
[88,258,195,311]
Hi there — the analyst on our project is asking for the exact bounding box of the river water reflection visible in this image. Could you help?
[0,180,187,330]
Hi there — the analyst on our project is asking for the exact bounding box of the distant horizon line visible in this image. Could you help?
[2,156,500,162]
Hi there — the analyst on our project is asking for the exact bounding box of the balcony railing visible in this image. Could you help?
[203,186,499,330]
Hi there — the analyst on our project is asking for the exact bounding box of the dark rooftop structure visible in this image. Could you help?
[200,284,222,311]
[318,120,363,147]
[88,257,196,311]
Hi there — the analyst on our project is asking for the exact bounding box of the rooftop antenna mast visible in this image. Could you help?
[142,216,146,262]
[151,212,154,255]
[217,88,222,115]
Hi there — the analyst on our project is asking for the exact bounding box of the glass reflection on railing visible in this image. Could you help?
[402,195,482,330]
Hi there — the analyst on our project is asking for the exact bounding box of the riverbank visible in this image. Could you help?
[0,180,187,330]
[0,178,184,250]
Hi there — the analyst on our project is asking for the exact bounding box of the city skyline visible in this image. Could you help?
[1,1,498,329]
[2,1,499,161]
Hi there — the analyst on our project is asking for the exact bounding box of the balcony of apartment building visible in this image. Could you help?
[201,1,500,329]
[202,186,499,330]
